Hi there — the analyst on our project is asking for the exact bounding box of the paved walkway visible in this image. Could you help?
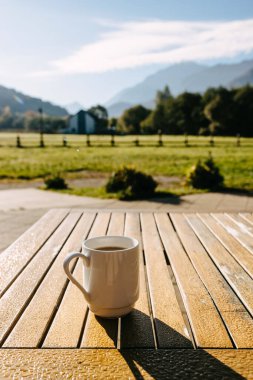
[1,188,252,253]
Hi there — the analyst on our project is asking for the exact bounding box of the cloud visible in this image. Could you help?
[34,19,253,75]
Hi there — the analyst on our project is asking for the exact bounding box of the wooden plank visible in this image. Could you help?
[3,212,91,348]
[3,212,96,348]
[81,314,118,349]
[0,211,82,347]
[186,214,253,318]
[43,261,86,348]
[86,212,111,238]
[199,213,253,279]
[155,213,232,348]
[240,212,253,226]
[107,212,125,236]
[213,213,253,254]
[121,213,155,348]
[227,213,253,237]
[81,212,118,348]
[140,213,192,348]
[1,349,253,379]
[171,213,253,348]
[0,209,69,297]
[43,212,100,348]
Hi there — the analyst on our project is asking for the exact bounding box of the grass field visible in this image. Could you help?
[0,133,252,194]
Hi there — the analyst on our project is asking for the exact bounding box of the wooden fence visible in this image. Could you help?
[0,133,249,148]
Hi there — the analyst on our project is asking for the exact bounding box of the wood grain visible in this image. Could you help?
[1,210,253,355]
[42,261,86,348]
[199,213,253,279]
[187,214,253,318]
[1,349,252,379]
[240,212,253,226]
[3,212,95,348]
[213,213,253,254]
[0,211,81,347]
[140,213,192,348]
[0,209,68,297]
[228,213,253,236]
[107,212,125,236]
[121,212,155,348]
[86,212,111,239]
[155,213,232,348]
[42,213,96,348]
[171,213,253,348]
[81,212,118,348]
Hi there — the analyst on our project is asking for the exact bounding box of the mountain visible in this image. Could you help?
[107,62,205,107]
[182,60,253,92]
[0,85,68,116]
[107,102,133,117]
[65,102,84,114]
[106,60,253,117]
[229,68,253,87]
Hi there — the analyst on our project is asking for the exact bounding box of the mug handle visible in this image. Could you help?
[63,252,91,302]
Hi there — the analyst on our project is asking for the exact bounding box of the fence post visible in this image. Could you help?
[135,136,139,146]
[16,135,22,148]
[184,133,188,146]
[39,133,45,148]
[38,107,44,147]
[86,134,90,147]
[111,133,115,146]
[236,133,240,147]
[209,134,214,146]
[63,136,67,147]
[158,130,163,146]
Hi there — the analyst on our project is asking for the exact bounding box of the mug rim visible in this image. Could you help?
[82,235,139,253]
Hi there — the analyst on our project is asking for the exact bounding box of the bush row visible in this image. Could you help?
[45,155,224,199]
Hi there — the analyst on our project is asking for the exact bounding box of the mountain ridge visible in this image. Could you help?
[0,85,68,116]
[106,59,253,117]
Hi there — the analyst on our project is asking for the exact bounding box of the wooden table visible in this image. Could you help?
[0,209,253,379]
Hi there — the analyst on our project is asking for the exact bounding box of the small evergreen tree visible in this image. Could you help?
[187,154,224,189]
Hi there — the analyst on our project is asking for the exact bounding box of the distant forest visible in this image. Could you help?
[1,85,253,136]
[118,85,253,137]
[0,108,68,133]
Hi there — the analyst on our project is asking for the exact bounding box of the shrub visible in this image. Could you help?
[186,155,224,189]
[106,166,157,200]
[44,175,68,190]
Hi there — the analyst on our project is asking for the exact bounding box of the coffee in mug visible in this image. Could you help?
[63,236,139,318]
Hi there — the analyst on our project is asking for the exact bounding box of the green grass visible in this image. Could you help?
[55,185,205,199]
[59,186,116,199]
[0,133,252,193]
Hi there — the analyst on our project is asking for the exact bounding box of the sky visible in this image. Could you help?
[1,0,253,109]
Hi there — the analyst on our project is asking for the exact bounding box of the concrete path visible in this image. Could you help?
[0,188,252,253]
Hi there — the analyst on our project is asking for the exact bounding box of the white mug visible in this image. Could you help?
[63,235,139,318]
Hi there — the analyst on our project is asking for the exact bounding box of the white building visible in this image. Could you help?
[65,110,97,134]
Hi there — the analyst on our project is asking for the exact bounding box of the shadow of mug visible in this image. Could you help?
[94,309,244,379]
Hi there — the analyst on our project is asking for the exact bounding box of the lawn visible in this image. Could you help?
[0,133,252,193]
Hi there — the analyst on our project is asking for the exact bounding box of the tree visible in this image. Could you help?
[141,103,168,134]
[233,85,253,137]
[155,85,172,105]
[204,88,235,135]
[152,92,207,135]
[141,91,206,135]
[108,117,118,130]
[88,105,108,132]
[141,87,173,134]
[119,105,151,134]
[0,106,15,130]
[202,87,222,107]
[22,111,67,133]
[171,92,205,135]
[88,105,108,119]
